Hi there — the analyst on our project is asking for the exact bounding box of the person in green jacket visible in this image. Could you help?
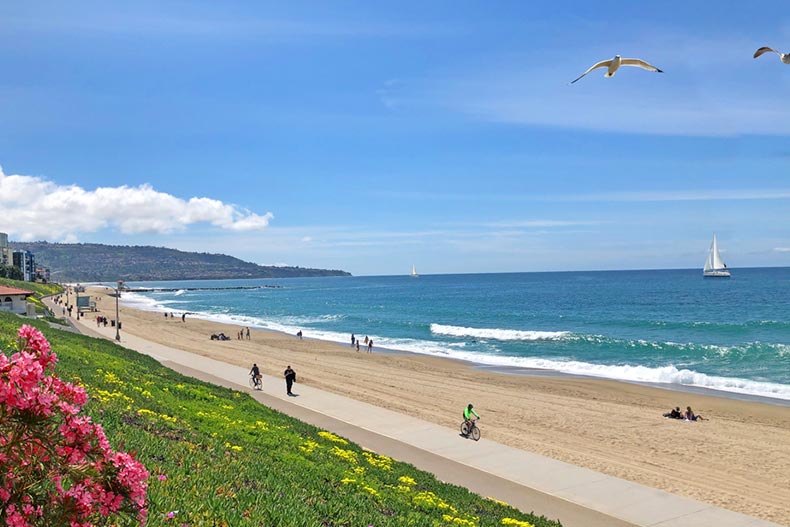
[463,403,479,435]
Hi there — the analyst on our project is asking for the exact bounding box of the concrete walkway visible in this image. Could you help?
[51,300,783,527]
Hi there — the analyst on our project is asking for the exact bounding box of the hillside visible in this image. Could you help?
[11,241,351,282]
[0,313,561,527]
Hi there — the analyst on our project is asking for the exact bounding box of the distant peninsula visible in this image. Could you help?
[10,241,351,282]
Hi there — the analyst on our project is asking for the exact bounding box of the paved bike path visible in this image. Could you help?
[56,303,781,527]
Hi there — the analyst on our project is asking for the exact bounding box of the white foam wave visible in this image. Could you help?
[173,289,187,296]
[431,323,570,341]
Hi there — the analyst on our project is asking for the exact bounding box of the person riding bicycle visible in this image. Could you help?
[463,403,479,435]
[250,363,262,385]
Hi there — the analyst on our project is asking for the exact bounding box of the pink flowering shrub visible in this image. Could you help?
[1,325,149,526]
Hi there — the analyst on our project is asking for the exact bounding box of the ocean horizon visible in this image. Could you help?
[112,267,790,402]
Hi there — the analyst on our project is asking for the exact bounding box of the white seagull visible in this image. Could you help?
[570,55,663,84]
[753,47,790,64]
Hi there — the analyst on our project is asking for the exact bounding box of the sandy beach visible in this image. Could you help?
[81,286,790,525]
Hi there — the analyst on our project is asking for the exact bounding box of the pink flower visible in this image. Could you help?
[159,474,167,481]
[0,326,149,525]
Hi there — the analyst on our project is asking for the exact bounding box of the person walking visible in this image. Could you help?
[351,333,355,347]
[284,365,296,396]
[246,327,250,340]
[368,339,374,353]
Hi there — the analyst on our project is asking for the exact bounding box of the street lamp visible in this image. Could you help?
[75,285,80,320]
[115,280,123,341]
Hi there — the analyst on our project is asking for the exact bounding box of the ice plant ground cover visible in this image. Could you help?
[0,323,148,526]
[0,312,563,527]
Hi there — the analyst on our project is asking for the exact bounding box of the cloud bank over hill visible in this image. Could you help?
[0,166,273,241]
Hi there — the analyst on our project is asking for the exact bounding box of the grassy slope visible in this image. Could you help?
[0,277,62,313]
[0,312,561,527]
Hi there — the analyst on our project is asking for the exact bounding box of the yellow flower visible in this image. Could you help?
[486,497,509,507]
[398,475,417,486]
[340,478,356,484]
[362,451,392,470]
[443,514,477,526]
[318,431,348,444]
[299,440,319,454]
[501,519,535,527]
[330,446,358,464]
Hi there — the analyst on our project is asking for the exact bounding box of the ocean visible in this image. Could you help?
[117,268,790,402]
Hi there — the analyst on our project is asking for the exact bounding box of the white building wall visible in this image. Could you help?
[0,294,30,314]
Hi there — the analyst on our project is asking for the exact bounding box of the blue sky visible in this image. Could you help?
[1,1,789,275]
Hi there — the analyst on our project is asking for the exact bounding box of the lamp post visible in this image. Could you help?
[115,280,123,341]
[75,285,80,320]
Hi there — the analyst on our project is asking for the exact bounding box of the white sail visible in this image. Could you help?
[410,265,418,277]
[703,234,730,277]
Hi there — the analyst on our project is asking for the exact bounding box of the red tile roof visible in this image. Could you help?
[0,286,34,296]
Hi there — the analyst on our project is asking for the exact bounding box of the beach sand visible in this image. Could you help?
[84,287,790,524]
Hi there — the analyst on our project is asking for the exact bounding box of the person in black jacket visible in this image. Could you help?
[284,365,296,396]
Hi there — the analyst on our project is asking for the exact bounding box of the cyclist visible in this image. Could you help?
[250,363,262,388]
[463,403,479,435]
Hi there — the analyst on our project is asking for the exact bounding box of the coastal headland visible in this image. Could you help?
[79,286,790,524]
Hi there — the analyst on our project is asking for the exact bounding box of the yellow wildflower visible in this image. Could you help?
[443,514,477,526]
[501,519,535,527]
[330,446,358,464]
[318,431,348,444]
[398,475,417,486]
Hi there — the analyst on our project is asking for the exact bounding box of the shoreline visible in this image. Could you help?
[120,287,790,406]
[74,285,790,524]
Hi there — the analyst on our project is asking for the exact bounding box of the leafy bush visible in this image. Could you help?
[0,324,148,526]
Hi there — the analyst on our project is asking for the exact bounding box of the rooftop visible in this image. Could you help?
[0,286,34,296]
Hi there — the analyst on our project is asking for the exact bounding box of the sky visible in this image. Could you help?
[1,1,789,276]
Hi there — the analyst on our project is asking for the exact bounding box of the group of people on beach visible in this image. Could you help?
[163,312,187,322]
[663,406,705,422]
[237,327,250,340]
[350,333,374,353]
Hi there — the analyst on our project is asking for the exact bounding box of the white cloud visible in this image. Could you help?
[774,247,790,252]
[0,166,273,241]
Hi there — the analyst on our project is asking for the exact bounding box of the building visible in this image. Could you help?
[0,285,34,314]
[35,266,51,282]
[0,232,12,268]
[12,250,35,282]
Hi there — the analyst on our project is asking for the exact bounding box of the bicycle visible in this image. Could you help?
[460,419,481,441]
[249,374,262,390]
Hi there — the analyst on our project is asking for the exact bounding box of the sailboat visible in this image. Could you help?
[703,234,730,278]
[410,265,419,278]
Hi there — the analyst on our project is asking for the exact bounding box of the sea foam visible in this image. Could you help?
[431,323,570,341]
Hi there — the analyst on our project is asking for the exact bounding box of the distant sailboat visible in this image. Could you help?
[410,265,419,278]
[703,234,730,278]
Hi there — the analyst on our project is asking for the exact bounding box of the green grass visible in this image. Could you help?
[0,277,63,313]
[0,312,561,527]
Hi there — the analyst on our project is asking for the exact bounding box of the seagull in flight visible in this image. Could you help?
[753,47,790,64]
[570,55,663,84]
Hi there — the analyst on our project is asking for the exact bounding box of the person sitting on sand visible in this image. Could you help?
[684,406,705,421]
[663,406,682,419]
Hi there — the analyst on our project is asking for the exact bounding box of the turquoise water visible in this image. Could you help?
[119,268,790,400]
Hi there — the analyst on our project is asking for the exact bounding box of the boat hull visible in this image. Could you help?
[703,270,731,278]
